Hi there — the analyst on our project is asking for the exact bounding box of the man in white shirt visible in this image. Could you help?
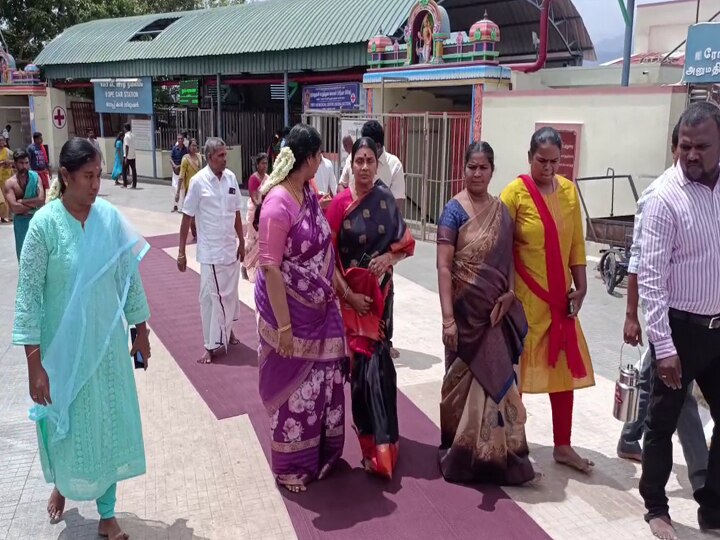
[86,129,104,169]
[314,154,337,196]
[177,137,245,365]
[638,102,720,539]
[338,120,407,215]
[122,123,137,189]
[617,121,707,490]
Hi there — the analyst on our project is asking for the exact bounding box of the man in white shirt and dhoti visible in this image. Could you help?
[177,137,245,364]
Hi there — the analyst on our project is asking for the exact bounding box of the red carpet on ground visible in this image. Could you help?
[141,236,551,540]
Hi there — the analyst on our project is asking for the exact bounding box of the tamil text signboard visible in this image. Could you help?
[534,122,583,182]
[93,77,153,115]
[178,80,200,106]
[303,83,364,112]
[684,23,720,84]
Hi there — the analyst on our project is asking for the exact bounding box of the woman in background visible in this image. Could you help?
[436,142,535,485]
[242,152,269,282]
[500,127,595,474]
[0,135,13,223]
[175,138,202,240]
[111,132,124,185]
[325,137,414,479]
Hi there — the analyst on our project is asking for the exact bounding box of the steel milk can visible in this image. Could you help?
[613,345,641,423]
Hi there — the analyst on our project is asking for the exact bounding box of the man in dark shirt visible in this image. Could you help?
[170,134,188,212]
[27,132,50,190]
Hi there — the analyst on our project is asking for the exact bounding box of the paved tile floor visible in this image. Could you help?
[0,180,713,539]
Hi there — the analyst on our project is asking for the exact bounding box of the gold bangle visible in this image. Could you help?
[278,323,292,333]
[342,286,350,300]
[27,347,41,359]
[442,320,456,329]
[177,254,186,260]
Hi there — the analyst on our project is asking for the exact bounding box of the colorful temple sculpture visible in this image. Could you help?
[368,3,501,69]
[0,51,43,86]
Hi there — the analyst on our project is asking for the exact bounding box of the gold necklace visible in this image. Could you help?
[285,179,304,205]
[467,191,492,216]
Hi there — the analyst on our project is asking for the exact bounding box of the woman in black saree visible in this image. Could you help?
[326,137,415,479]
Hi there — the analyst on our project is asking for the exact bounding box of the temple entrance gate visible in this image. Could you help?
[303,110,471,241]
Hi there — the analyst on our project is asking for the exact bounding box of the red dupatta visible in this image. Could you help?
[513,175,586,379]
[325,187,414,357]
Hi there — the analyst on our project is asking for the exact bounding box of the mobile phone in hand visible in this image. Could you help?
[567,288,576,316]
[129,327,144,369]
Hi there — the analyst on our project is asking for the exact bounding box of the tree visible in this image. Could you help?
[0,0,245,65]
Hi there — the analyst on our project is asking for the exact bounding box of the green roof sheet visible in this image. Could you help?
[35,0,416,78]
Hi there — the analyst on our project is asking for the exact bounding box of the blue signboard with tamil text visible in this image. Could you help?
[303,83,364,112]
[684,23,720,84]
[93,77,154,115]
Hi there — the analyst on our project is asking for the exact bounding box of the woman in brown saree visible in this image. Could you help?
[436,142,537,485]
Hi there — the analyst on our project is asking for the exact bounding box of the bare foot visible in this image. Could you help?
[281,483,307,494]
[523,471,544,486]
[554,445,594,474]
[390,347,400,359]
[617,450,643,462]
[98,517,129,539]
[197,350,213,364]
[229,332,240,346]
[649,516,678,540]
[47,487,65,522]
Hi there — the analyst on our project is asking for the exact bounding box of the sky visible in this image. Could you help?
[575,0,681,43]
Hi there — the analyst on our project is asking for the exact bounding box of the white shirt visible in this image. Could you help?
[182,165,243,265]
[627,170,669,275]
[638,162,720,359]
[1,129,9,141]
[314,157,337,195]
[123,132,136,160]
[341,150,406,200]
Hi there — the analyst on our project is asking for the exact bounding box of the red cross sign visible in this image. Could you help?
[52,106,66,129]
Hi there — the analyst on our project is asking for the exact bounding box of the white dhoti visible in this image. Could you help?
[172,172,180,206]
[199,261,241,352]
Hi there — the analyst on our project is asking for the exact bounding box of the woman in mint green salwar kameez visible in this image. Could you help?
[12,138,151,540]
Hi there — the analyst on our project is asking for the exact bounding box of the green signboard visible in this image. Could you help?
[178,79,199,106]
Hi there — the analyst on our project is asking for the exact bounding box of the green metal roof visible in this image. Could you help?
[35,0,417,79]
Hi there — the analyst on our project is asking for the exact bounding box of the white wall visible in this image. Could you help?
[482,86,686,218]
[32,88,69,168]
[635,0,720,54]
[512,65,684,89]
[0,95,30,149]
[374,88,464,113]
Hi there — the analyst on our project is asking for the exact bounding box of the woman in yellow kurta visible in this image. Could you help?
[500,126,595,474]
[175,138,202,240]
[0,136,13,222]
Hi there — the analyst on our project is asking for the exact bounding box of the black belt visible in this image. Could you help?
[669,308,720,330]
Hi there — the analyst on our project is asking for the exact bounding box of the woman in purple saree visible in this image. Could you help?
[255,125,347,493]
[436,142,537,485]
